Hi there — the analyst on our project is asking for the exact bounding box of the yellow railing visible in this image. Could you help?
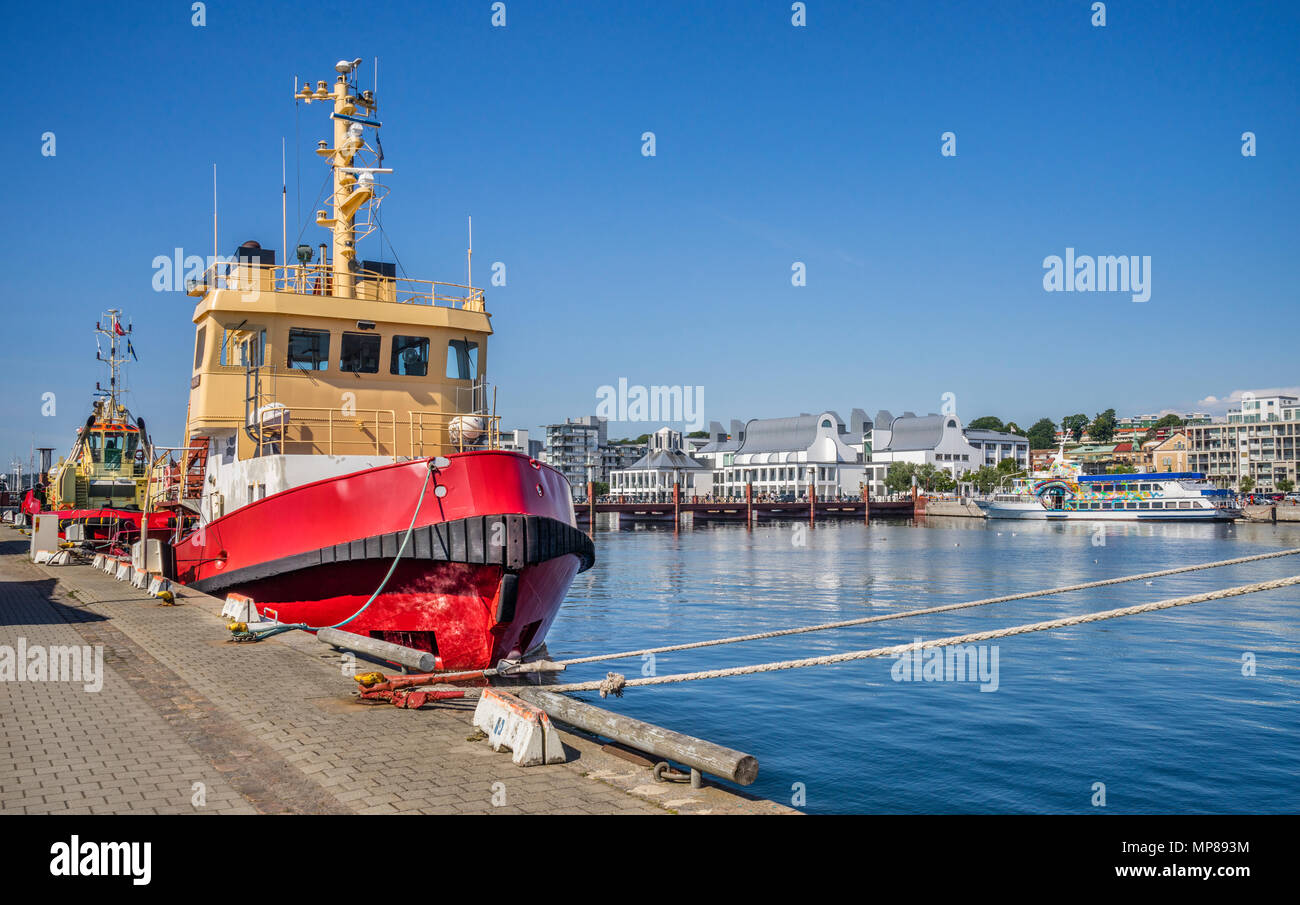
[187,260,486,311]
[240,406,501,460]
[409,411,501,457]
[250,406,398,458]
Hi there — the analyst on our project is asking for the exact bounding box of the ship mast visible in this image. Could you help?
[95,309,131,420]
[295,58,388,298]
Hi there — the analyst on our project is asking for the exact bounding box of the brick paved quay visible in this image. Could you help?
[0,532,789,815]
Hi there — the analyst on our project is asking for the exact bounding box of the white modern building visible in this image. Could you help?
[608,427,709,500]
[700,411,869,500]
[869,411,1029,481]
[1227,394,1299,424]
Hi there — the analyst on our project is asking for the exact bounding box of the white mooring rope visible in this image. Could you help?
[557,547,1300,667]
[544,574,1300,694]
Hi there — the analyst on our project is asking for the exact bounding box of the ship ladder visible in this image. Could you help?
[183,437,209,501]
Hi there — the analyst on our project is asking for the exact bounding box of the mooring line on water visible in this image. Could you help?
[555,547,1300,667]
[543,574,1300,694]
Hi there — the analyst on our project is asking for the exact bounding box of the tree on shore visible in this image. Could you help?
[962,465,1001,494]
[1140,413,1186,444]
[1239,476,1255,493]
[1090,408,1118,443]
[916,463,956,493]
[885,461,955,493]
[1026,418,1058,449]
[1062,413,1089,442]
[884,461,914,494]
[967,416,1005,431]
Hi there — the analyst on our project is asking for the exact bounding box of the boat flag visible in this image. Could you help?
[127,339,138,361]
[114,321,126,336]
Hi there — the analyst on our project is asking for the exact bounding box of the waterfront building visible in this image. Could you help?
[1226,394,1299,424]
[541,416,604,495]
[1030,448,1056,471]
[1150,432,1191,473]
[693,420,747,472]
[1067,443,1121,472]
[1112,441,1153,470]
[1186,401,1300,492]
[685,434,711,457]
[601,441,645,478]
[608,427,709,500]
[540,415,651,496]
[871,411,1028,482]
[704,412,870,500]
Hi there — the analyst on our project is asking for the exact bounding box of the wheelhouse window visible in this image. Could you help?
[340,331,380,374]
[287,328,330,371]
[102,432,124,470]
[446,339,479,380]
[194,326,206,369]
[244,329,266,368]
[221,327,267,368]
[391,335,430,376]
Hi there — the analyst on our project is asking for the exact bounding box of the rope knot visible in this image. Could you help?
[598,671,626,698]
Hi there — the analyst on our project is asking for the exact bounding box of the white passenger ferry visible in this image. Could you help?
[980,451,1240,521]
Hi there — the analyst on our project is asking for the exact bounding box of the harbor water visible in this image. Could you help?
[548,517,1300,814]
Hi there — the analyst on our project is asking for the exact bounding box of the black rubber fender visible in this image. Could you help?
[496,571,519,623]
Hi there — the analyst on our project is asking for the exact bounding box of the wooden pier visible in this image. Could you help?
[579,482,928,529]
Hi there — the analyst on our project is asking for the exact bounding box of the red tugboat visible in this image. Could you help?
[167,58,592,670]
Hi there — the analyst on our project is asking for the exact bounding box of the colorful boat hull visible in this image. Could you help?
[171,450,592,669]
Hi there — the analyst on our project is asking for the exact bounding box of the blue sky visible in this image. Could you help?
[3,0,1297,464]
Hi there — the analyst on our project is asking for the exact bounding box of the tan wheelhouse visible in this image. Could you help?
[183,59,497,509]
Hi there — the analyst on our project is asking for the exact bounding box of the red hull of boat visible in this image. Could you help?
[171,450,592,670]
[31,504,174,542]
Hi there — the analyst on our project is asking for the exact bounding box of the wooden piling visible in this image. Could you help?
[745,482,753,530]
[316,627,437,673]
[673,482,680,530]
[518,688,759,786]
[809,478,816,528]
[587,481,595,534]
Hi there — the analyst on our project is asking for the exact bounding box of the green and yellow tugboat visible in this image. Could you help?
[22,310,173,544]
